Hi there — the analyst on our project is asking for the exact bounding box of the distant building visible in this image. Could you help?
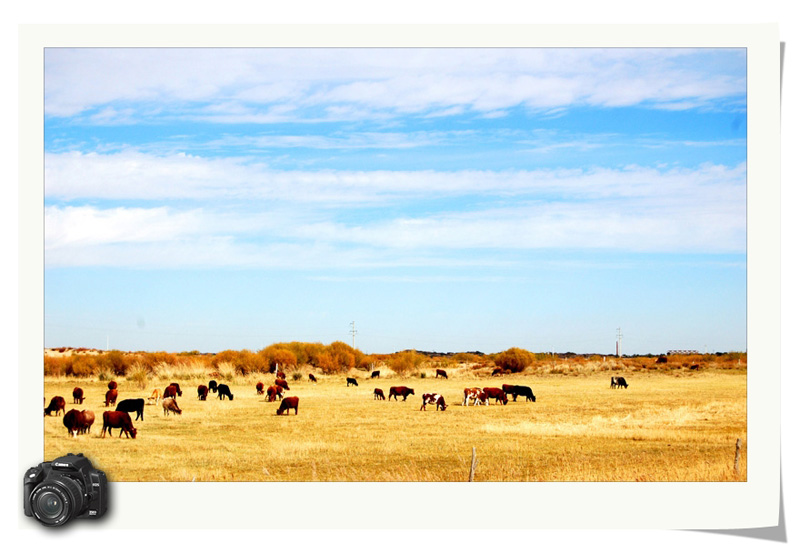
[667,349,699,355]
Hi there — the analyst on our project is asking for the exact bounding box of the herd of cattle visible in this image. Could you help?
[45,372,631,440]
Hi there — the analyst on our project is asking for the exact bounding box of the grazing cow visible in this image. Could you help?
[164,385,178,399]
[420,393,447,411]
[610,376,619,388]
[208,380,218,393]
[462,387,488,406]
[72,387,84,404]
[265,385,283,402]
[63,409,85,437]
[435,369,448,379]
[148,388,162,405]
[482,387,508,405]
[373,388,385,400]
[101,411,137,438]
[169,382,183,397]
[104,389,118,407]
[116,398,145,421]
[79,410,95,435]
[275,379,290,391]
[217,384,234,400]
[45,396,66,416]
[276,396,299,415]
[614,377,629,389]
[276,371,286,380]
[308,373,317,383]
[256,382,265,395]
[197,384,209,400]
[108,381,118,390]
[510,385,536,402]
[502,383,516,396]
[346,377,359,387]
[371,370,380,379]
[162,397,182,415]
[388,386,415,401]
[690,364,700,370]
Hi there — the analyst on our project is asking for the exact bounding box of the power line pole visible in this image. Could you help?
[616,327,623,357]
[350,321,357,350]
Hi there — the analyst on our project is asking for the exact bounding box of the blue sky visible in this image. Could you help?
[43,48,747,355]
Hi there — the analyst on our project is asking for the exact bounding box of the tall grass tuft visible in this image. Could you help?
[127,362,149,390]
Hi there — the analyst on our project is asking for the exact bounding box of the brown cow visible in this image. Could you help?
[256,382,265,395]
[108,381,118,390]
[102,411,137,438]
[105,388,118,407]
[435,369,448,379]
[420,393,447,411]
[162,397,182,415]
[308,373,317,383]
[373,388,385,400]
[482,387,508,405]
[63,409,85,437]
[388,386,415,401]
[276,396,299,415]
[72,387,84,404]
[169,382,183,397]
[80,410,95,435]
[163,385,178,399]
[265,385,283,402]
[197,384,209,400]
[44,396,66,416]
[276,371,286,380]
[275,379,290,391]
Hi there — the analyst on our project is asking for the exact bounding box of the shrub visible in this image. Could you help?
[97,350,133,376]
[44,355,71,377]
[127,362,149,390]
[494,347,534,373]
[389,350,424,376]
[291,371,303,381]
[69,355,97,377]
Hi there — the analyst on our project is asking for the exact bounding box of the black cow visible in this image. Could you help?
[614,377,629,389]
[308,374,317,383]
[217,384,234,400]
[510,385,536,402]
[371,370,380,379]
[72,387,84,404]
[208,380,218,393]
[116,398,145,421]
[347,377,359,387]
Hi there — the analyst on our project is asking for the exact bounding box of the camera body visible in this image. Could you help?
[24,453,107,527]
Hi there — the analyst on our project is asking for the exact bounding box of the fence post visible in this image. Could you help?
[469,447,478,482]
[734,438,742,474]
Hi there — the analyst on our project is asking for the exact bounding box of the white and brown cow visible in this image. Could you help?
[420,393,447,411]
[462,387,488,406]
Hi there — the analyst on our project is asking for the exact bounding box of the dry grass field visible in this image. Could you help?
[43,365,747,482]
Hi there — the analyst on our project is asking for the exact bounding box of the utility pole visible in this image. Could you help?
[616,327,623,357]
[350,321,357,350]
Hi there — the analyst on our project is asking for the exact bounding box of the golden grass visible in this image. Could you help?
[43,369,746,482]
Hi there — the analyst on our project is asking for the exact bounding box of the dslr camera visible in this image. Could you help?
[23,453,107,527]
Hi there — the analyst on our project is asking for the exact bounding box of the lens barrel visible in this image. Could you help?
[29,477,85,527]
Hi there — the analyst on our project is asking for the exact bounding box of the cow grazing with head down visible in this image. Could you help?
[72,387,84,404]
[275,379,290,391]
[45,396,66,416]
[346,377,359,387]
[374,388,385,400]
[308,373,317,383]
[197,384,208,400]
[63,409,85,437]
[388,386,415,401]
[116,398,145,421]
[502,384,516,397]
[256,382,264,395]
[104,389,118,407]
[276,396,299,415]
[169,382,183,397]
[435,369,448,379]
[265,385,283,402]
[217,384,234,401]
[463,387,488,406]
[163,385,178,400]
[613,377,629,389]
[482,387,508,405]
[371,370,380,379]
[276,371,286,380]
[420,393,447,411]
[208,380,218,393]
[162,397,182,415]
[102,411,137,438]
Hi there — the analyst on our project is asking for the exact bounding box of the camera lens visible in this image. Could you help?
[36,491,64,520]
[30,477,85,527]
